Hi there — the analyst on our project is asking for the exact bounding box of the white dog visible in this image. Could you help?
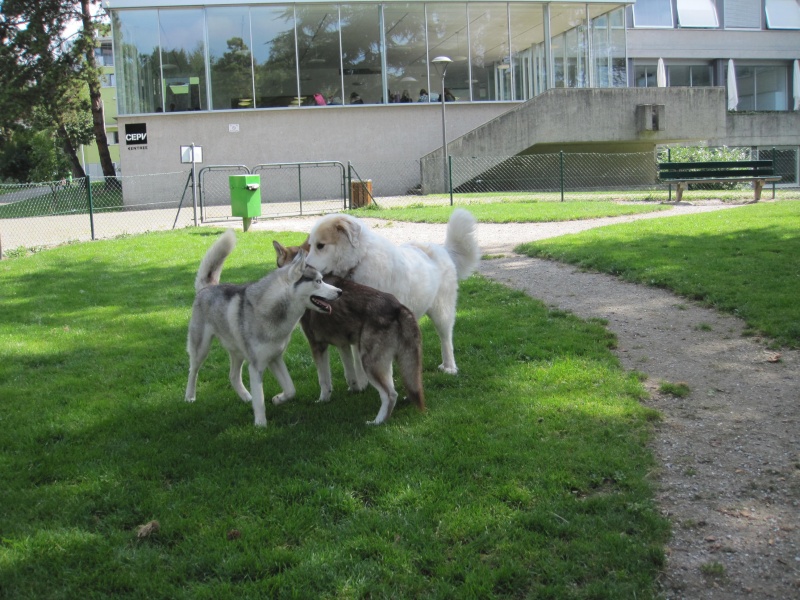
[305,208,479,375]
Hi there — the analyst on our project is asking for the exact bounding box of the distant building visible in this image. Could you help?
[100,0,799,191]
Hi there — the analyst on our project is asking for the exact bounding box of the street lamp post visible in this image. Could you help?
[431,56,452,193]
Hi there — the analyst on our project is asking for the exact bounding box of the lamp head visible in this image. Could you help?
[431,55,453,77]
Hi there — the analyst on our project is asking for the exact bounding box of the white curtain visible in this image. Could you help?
[727,59,738,111]
[657,58,666,87]
[794,59,800,111]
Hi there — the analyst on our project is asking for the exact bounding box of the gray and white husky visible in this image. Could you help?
[185,229,341,426]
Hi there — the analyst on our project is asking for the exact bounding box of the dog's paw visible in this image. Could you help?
[239,392,252,403]
[271,393,290,405]
[438,363,458,375]
[365,418,384,426]
[184,396,195,403]
[254,417,267,427]
[347,381,368,393]
[316,393,332,403]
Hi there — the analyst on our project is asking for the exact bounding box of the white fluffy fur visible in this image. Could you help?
[306,208,479,374]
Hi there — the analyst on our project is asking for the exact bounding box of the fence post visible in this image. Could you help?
[772,147,776,199]
[87,175,95,241]
[449,156,453,206]
[347,161,352,210]
[559,151,565,202]
[667,148,672,202]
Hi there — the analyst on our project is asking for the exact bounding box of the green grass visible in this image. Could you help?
[351,200,672,223]
[0,229,668,598]
[516,201,800,348]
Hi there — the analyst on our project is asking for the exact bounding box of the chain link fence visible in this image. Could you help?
[2,150,797,257]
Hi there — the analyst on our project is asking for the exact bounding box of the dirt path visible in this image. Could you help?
[255,204,800,599]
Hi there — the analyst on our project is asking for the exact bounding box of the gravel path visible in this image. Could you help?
[251,204,800,599]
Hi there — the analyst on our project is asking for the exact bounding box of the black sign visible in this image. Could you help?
[125,123,148,145]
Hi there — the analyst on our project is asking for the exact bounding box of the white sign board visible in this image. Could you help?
[180,145,203,164]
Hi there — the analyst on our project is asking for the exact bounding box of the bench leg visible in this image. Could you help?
[754,179,764,202]
[675,183,685,203]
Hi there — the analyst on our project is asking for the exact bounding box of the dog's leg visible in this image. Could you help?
[338,345,368,392]
[185,322,213,403]
[247,363,268,427]
[362,356,397,425]
[229,354,252,402]
[427,303,458,374]
[267,356,296,406]
[313,345,334,402]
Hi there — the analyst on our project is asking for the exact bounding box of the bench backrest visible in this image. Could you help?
[659,160,774,181]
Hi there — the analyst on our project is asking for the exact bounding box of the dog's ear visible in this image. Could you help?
[286,249,307,281]
[273,240,288,267]
[337,218,361,248]
[300,238,311,253]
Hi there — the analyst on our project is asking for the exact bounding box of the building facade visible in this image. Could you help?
[100,0,799,190]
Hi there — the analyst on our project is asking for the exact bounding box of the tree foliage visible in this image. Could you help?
[0,1,111,182]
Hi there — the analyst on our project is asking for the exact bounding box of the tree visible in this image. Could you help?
[77,0,115,178]
[0,1,114,181]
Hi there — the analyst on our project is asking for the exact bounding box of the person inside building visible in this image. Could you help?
[418,88,429,102]
[349,91,364,104]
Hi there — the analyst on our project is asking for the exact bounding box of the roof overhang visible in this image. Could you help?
[104,0,634,10]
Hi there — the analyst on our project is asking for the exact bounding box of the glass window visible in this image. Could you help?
[207,7,255,110]
[159,9,207,112]
[724,0,762,29]
[510,4,546,99]
[668,64,712,86]
[634,64,657,87]
[340,4,382,104]
[470,3,510,101]
[510,5,545,99]
[550,3,589,88]
[426,3,468,102]
[609,7,627,87]
[735,64,789,110]
[251,5,298,109]
[384,3,429,103]
[765,0,800,29]
[676,0,719,28]
[632,0,674,28]
[591,8,626,89]
[112,10,162,114]
[296,5,341,106]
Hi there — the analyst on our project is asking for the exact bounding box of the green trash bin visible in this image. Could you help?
[229,174,262,231]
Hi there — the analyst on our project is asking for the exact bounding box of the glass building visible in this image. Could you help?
[109,1,629,114]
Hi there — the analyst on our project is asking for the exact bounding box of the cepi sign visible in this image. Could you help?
[125,123,148,150]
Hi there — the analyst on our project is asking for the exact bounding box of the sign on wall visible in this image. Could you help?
[125,123,148,150]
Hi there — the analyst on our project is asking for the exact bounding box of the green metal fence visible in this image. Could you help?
[2,150,797,257]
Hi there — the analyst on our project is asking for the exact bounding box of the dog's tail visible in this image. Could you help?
[444,208,480,280]
[396,306,426,412]
[195,229,236,293]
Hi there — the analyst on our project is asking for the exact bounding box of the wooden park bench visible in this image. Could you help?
[658,160,780,202]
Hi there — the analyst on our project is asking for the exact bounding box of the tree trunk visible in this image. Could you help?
[59,124,87,178]
[81,0,116,179]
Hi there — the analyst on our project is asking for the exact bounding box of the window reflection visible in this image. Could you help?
[159,9,207,111]
[113,10,161,114]
[208,7,254,110]
[341,4,382,104]
[384,3,429,103]
[251,6,298,108]
[427,3,469,102]
[111,2,630,115]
